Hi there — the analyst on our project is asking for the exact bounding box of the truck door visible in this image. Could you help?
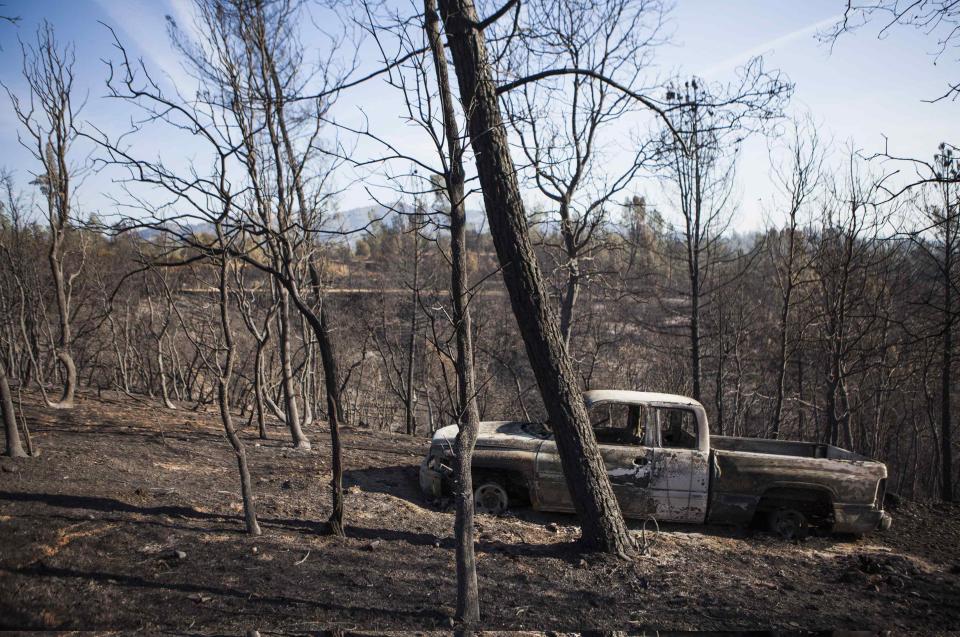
[532,439,575,513]
[649,406,710,523]
[594,402,657,517]
[533,402,656,517]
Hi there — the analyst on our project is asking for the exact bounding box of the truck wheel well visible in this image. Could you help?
[472,469,531,506]
[754,487,833,522]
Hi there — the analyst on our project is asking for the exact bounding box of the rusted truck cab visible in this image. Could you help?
[420,390,892,537]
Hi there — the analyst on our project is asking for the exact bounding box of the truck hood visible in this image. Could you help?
[431,420,548,447]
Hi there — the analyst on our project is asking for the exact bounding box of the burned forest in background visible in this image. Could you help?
[0,0,958,632]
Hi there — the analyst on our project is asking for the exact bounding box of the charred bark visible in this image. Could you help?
[437,0,635,557]
[254,340,269,439]
[217,252,261,537]
[405,215,421,437]
[278,288,310,449]
[941,205,954,501]
[308,263,346,536]
[426,0,481,622]
[1,360,27,458]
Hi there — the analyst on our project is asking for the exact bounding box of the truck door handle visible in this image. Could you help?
[633,456,648,466]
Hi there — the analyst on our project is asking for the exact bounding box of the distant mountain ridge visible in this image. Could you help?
[333,203,488,235]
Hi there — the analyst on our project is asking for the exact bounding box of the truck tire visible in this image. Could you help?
[768,507,809,540]
[474,480,509,515]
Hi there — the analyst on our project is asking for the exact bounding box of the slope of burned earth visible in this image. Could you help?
[1,391,958,633]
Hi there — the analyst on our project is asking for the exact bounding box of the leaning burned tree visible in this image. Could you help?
[437,0,636,557]
[6,21,85,409]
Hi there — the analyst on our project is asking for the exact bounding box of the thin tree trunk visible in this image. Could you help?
[158,337,176,410]
[797,354,806,441]
[426,0,480,621]
[13,29,84,411]
[1,361,27,458]
[17,284,50,406]
[714,305,726,436]
[559,258,580,347]
[307,263,346,536]
[319,304,345,536]
[46,187,76,409]
[437,0,635,557]
[16,386,35,457]
[689,268,702,401]
[278,290,309,449]
[558,201,580,347]
[300,320,315,428]
[942,214,954,501]
[217,252,261,536]
[771,221,798,439]
[254,341,268,439]
[405,214,421,436]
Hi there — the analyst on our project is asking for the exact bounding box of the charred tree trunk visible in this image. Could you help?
[217,252,261,536]
[48,216,76,409]
[46,179,77,409]
[49,232,77,408]
[426,0,480,622]
[437,0,635,557]
[769,120,819,439]
[300,326,315,429]
[254,11,352,484]
[278,289,309,449]
[1,360,27,458]
[689,261,702,402]
[10,25,82,410]
[308,263,346,536]
[157,339,176,410]
[254,340,268,439]
[942,213,954,501]
[321,310,345,537]
[714,300,726,436]
[771,222,797,440]
[771,308,791,440]
[405,212,421,436]
[559,264,580,347]
[558,201,580,347]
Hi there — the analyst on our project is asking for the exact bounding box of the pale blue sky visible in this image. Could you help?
[0,0,955,231]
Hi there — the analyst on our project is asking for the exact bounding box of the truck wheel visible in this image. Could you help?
[768,508,809,540]
[474,481,509,515]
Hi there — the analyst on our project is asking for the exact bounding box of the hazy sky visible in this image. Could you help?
[0,0,955,232]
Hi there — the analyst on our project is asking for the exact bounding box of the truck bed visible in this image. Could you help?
[707,441,888,534]
[710,435,866,461]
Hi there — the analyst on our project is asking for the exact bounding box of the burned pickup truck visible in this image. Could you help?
[420,390,892,538]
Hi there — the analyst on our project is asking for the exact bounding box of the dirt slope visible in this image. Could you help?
[1,392,958,633]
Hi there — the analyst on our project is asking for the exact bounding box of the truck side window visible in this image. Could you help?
[657,408,697,449]
[589,403,645,446]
